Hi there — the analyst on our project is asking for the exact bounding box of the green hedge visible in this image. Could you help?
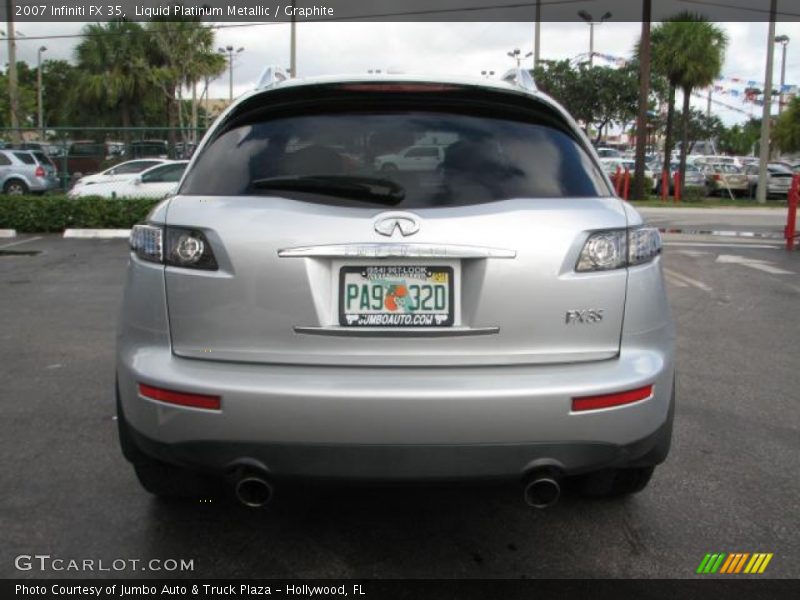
[0,195,160,233]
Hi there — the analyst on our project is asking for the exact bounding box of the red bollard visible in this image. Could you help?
[614,166,623,196]
[623,168,631,200]
[673,171,681,202]
[661,169,669,201]
[786,174,799,251]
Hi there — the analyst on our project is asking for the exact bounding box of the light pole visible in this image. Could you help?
[775,34,790,115]
[218,45,244,103]
[578,10,612,67]
[756,0,777,204]
[633,0,652,201]
[533,0,542,68]
[37,46,47,140]
[290,0,297,77]
[2,6,22,144]
[507,48,533,67]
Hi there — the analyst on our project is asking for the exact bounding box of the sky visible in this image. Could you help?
[2,20,799,125]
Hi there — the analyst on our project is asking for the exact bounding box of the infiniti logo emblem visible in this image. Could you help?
[373,213,421,237]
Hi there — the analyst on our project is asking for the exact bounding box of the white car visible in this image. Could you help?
[374,145,445,172]
[69,161,188,199]
[68,159,171,197]
[596,147,622,159]
[621,159,657,191]
[599,157,624,177]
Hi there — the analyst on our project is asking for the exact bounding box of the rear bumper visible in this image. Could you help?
[30,176,59,192]
[117,342,675,480]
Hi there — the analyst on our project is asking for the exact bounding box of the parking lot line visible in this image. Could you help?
[663,268,713,292]
[0,236,42,250]
[664,273,688,288]
[665,242,781,249]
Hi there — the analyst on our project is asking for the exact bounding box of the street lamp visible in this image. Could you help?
[506,48,533,67]
[218,45,244,103]
[775,34,790,114]
[578,10,612,67]
[37,46,47,140]
[1,28,25,143]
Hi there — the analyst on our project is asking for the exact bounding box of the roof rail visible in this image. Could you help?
[256,66,289,90]
[501,68,537,93]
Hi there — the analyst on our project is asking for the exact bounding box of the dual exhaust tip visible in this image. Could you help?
[231,465,561,510]
[233,469,274,508]
[523,471,562,509]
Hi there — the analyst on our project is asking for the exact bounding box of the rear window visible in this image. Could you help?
[69,144,105,157]
[181,111,607,206]
[13,152,35,165]
[32,151,54,167]
[115,160,160,174]
[141,163,186,183]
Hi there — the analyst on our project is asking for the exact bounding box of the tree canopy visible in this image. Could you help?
[0,18,227,137]
[532,60,640,143]
[773,98,800,153]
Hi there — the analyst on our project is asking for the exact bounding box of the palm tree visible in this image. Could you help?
[74,21,154,133]
[648,14,727,196]
[147,19,226,149]
[673,16,728,196]
[181,28,226,143]
[648,18,688,183]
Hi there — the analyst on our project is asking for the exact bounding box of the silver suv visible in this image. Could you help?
[0,149,59,195]
[117,72,675,508]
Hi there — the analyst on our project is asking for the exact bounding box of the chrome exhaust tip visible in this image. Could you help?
[234,476,274,508]
[523,476,561,509]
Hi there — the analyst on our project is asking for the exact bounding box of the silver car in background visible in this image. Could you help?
[0,149,60,195]
[117,72,675,509]
[744,163,794,198]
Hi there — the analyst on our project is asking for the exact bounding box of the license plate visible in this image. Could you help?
[339,266,454,327]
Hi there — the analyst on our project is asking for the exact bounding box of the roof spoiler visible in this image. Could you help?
[256,66,289,90]
[501,68,537,93]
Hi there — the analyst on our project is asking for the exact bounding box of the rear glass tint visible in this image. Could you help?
[115,160,160,174]
[181,111,607,206]
[13,152,35,165]
[32,151,54,167]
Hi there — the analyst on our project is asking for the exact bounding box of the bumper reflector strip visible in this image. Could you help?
[138,383,221,410]
[572,385,653,412]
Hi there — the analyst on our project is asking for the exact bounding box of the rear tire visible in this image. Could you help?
[133,461,221,500]
[4,179,28,195]
[117,383,220,500]
[574,466,655,498]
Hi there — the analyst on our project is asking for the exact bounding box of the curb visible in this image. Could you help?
[0,229,17,238]
[63,229,131,239]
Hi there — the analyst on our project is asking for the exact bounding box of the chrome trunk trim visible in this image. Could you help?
[278,243,516,259]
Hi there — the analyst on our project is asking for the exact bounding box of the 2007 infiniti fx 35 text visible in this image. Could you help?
[116,69,674,508]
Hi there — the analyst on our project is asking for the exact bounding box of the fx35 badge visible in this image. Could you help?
[565,309,604,324]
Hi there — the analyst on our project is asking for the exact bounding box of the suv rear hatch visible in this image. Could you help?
[164,81,628,367]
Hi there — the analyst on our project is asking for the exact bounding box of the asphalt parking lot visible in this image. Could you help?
[1,228,798,579]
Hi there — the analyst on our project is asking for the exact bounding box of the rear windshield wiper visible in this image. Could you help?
[251,175,405,205]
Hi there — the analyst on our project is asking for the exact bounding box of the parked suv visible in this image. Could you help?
[117,73,675,508]
[0,149,59,195]
[744,163,794,198]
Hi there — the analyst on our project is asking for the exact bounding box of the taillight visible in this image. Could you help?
[712,174,721,181]
[337,83,460,92]
[139,383,221,410]
[35,166,45,177]
[575,228,662,272]
[130,224,218,270]
[130,224,163,263]
[572,385,653,412]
